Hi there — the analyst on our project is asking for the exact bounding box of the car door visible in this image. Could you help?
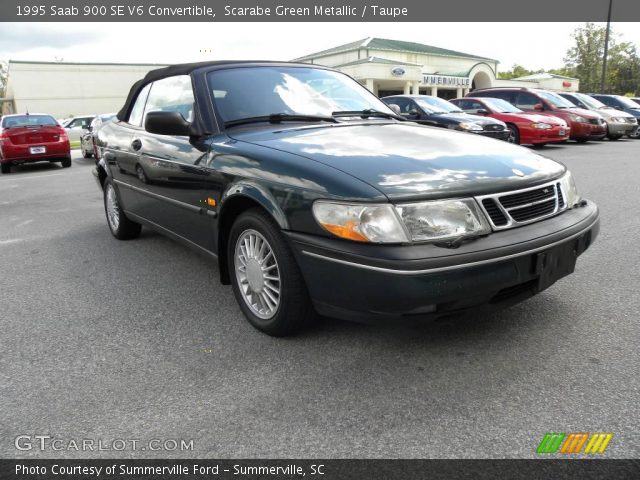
[132,74,220,251]
[104,83,151,212]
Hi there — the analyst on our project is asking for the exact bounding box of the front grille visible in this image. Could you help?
[589,118,604,125]
[482,198,508,226]
[476,179,567,230]
[483,124,505,131]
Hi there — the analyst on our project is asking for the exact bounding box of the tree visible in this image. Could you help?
[498,64,542,80]
[0,61,8,98]
[564,22,640,94]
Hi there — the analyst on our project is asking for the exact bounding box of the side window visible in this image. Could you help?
[128,83,152,127]
[456,100,484,112]
[143,75,195,128]
[385,97,409,113]
[515,92,540,110]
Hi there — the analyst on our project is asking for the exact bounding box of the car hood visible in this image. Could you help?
[499,112,566,125]
[228,122,565,201]
[436,112,503,125]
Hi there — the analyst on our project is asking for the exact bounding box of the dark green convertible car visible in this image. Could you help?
[93,61,599,336]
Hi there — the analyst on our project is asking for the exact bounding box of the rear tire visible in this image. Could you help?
[61,158,72,168]
[576,138,589,144]
[103,179,142,240]
[0,163,10,174]
[228,208,315,336]
[532,143,546,149]
[82,149,93,158]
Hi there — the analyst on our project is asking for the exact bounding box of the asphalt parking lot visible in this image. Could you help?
[1,140,638,459]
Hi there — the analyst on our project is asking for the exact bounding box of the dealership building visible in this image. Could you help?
[294,37,579,99]
[2,38,579,117]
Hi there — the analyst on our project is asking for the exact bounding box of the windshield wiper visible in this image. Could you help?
[331,109,404,120]
[225,113,337,128]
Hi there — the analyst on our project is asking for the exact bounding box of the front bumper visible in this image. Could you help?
[475,129,510,141]
[287,201,599,323]
[607,122,636,136]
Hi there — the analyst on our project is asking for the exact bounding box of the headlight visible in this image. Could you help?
[396,199,490,242]
[312,201,409,243]
[458,122,483,131]
[531,122,553,129]
[559,171,581,208]
[610,117,625,123]
[569,114,587,123]
[313,199,492,244]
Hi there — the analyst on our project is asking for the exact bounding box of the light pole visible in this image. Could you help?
[601,0,613,93]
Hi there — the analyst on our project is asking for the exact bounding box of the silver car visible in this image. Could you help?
[559,92,637,140]
[80,113,116,158]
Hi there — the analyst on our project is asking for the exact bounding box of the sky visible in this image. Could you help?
[1,22,639,72]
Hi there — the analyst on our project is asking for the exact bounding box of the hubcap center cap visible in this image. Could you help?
[246,259,264,292]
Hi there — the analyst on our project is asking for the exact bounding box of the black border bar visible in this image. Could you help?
[1,0,640,22]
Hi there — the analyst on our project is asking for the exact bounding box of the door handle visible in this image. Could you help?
[131,138,142,151]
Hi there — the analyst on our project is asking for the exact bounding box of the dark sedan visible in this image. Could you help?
[93,62,599,336]
[382,94,510,140]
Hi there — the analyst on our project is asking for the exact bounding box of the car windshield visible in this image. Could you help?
[207,66,396,123]
[481,98,522,113]
[1,115,57,128]
[612,96,640,109]
[414,96,463,114]
[536,91,576,108]
[573,93,606,109]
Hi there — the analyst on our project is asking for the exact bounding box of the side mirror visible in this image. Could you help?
[407,109,420,118]
[477,109,489,115]
[614,105,623,110]
[533,103,544,112]
[145,111,191,136]
[387,104,401,115]
[86,125,93,132]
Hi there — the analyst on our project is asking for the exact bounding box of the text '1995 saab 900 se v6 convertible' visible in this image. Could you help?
[93,62,599,336]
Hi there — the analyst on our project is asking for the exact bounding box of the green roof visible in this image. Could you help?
[294,37,497,63]
[336,56,422,68]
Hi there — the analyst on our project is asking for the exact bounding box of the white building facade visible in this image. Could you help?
[294,37,578,99]
[2,61,167,118]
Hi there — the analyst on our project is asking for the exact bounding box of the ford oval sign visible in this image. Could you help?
[391,67,406,77]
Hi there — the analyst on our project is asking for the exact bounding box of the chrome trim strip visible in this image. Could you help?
[301,217,595,276]
[114,179,202,214]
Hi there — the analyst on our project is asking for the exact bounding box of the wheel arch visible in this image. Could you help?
[217,183,288,285]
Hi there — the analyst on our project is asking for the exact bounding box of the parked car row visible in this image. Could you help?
[383,88,639,148]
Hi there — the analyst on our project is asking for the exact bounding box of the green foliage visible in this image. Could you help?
[0,61,8,97]
[564,22,640,94]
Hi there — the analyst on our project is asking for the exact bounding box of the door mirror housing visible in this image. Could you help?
[477,109,489,115]
[407,109,420,118]
[533,103,544,112]
[387,104,402,115]
[145,111,192,136]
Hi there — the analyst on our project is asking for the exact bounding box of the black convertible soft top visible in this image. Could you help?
[116,60,323,122]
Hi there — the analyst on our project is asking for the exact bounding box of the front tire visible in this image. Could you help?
[228,208,314,336]
[83,149,93,158]
[1,163,10,174]
[103,179,141,240]
[506,124,520,144]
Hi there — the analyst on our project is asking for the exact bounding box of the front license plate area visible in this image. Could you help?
[559,128,566,136]
[30,146,46,154]
[534,241,577,291]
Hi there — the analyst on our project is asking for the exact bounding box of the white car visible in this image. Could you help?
[61,115,95,142]
[81,113,116,158]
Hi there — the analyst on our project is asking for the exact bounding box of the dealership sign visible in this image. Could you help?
[391,67,406,77]
[421,74,471,87]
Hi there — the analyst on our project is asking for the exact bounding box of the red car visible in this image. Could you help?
[467,88,607,143]
[0,114,71,174]
[451,97,570,147]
